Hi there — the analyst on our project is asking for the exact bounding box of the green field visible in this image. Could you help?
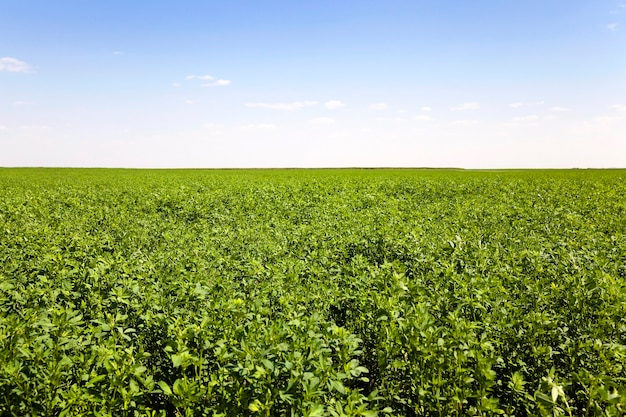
[1,168,625,416]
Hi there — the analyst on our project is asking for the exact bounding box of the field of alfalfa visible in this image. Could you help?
[0,168,625,416]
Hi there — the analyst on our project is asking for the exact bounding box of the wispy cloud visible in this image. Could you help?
[512,115,540,122]
[112,51,124,56]
[508,114,558,126]
[368,102,389,110]
[610,104,626,111]
[507,115,541,127]
[324,100,346,110]
[608,23,618,32]
[245,101,319,111]
[186,75,215,80]
[452,119,480,126]
[591,115,622,123]
[510,101,544,108]
[185,74,231,87]
[0,125,50,132]
[610,4,626,13]
[202,79,231,87]
[375,117,405,122]
[550,106,570,112]
[239,123,277,130]
[18,125,51,131]
[203,123,223,129]
[421,106,432,112]
[451,102,480,111]
[310,117,335,124]
[0,57,33,73]
[414,115,433,121]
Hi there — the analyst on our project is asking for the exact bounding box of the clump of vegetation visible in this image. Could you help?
[1,168,624,416]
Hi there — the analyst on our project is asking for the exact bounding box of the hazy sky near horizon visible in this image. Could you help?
[2,0,626,168]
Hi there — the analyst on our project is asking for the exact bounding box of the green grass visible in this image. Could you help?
[1,168,625,416]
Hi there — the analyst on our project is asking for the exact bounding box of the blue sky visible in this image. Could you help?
[1,0,625,168]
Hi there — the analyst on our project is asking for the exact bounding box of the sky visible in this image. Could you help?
[1,0,626,168]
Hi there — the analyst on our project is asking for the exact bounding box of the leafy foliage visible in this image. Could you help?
[1,168,625,416]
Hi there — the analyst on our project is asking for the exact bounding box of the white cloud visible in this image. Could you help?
[375,117,405,122]
[510,101,544,108]
[421,106,432,112]
[451,102,480,111]
[610,104,626,112]
[608,23,618,32]
[550,106,570,112]
[310,117,335,124]
[512,115,540,122]
[324,100,346,110]
[507,114,558,126]
[591,116,621,123]
[184,74,230,87]
[19,125,50,131]
[0,57,33,73]
[245,101,319,111]
[611,4,626,13]
[239,123,277,130]
[413,115,433,121]
[11,101,31,106]
[368,102,389,110]
[202,79,231,87]
[172,82,181,88]
[452,119,479,126]
[185,99,198,105]
[112,51,123,56]
[186,75,214,80]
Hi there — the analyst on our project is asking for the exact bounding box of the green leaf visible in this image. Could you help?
[173,379,185,396]
[551,385,559,402]
[129,379,139,394]
[157,381,172,396]
[307,404,325,417]
[262,359,274,371]
[330,380,346,394]
[509,371,525,391]
[171,353,183,368]
[535,391,554,406]
[248,399,262,412]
